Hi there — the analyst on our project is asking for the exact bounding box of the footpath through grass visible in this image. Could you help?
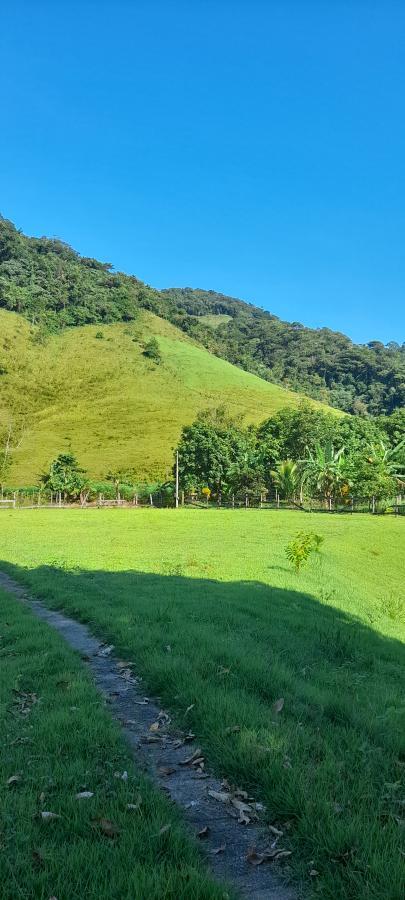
[0,588,228,900]
[0,509,404,898]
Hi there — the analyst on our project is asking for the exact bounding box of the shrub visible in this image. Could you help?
[143,337,161,363]
[285,531,324,574]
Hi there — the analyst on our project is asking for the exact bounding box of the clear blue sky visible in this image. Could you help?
[1,1,404,344]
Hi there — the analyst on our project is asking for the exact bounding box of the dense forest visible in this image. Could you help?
[1,216,404,415]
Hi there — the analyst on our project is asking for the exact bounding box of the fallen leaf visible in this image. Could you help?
[211,844,226,855]
[179,748,203,766]
[272,698,284,714]
[127,801,142,811]
[158,766,177,778]
[247,846,291,865]
[185,704,195,715]
[149,721,160,732]
[7,774,22,787]
[309,869,319,877]
[269,825,283,837]
[208,789,231,803]
[113,770,128,781]
[197,826,210,838]
[165,644,172,653]
[40,811,61,821]
[92,817,120,838]
[224,725,241,735]
[230,798,255,825]
[98,644,114,657]
[158,823,171,836]
[75,791,94,799]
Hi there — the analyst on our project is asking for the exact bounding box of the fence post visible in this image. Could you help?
[149,493,153,507]
[232,494,235,508]
[372,495,376,515]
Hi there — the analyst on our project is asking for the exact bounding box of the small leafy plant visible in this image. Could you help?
[285,531,324,574]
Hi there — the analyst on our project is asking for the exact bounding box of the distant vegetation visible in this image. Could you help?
[162,288,405,415]
[1,216,404,415]
[176,403,405,505]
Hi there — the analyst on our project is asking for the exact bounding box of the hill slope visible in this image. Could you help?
[161,288,405,415]
[0,309,337,486]
[1,215,404,415]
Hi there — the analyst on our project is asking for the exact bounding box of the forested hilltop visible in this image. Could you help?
[1,215,404,415]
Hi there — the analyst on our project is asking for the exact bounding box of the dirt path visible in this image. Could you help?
[0,570,296,900]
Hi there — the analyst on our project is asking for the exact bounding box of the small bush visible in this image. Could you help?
[285,531,324,574]
[95,331,104,339]
[143,337,161,363]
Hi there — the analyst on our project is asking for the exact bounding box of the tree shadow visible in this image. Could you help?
[2,560,405,896]
[1,559,404,750]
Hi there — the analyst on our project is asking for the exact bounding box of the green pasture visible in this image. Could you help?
[0,509,404,898]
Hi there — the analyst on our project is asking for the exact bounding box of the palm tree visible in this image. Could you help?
[302,442,348,503]
[270,459,299,501]
[367,440,405,482]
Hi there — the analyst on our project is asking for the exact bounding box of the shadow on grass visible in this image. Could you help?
[2,560,405,898]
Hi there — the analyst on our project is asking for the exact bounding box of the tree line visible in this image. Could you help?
[175,403,405,506]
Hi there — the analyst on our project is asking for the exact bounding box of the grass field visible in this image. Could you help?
[0,308,338,486]
[0,587,226,899]
[0,509,404,898]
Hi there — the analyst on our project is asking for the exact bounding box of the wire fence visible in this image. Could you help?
[1,488,404,515]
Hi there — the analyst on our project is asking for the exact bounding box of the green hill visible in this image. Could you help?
[1,216,404,416]
[0,308,338,486]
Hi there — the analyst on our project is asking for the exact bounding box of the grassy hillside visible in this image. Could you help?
[0,308,337,486]
[1,216,404,415]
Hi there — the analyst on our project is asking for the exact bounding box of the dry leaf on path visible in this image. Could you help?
[208,789,231,803]
[272,698,284,714]
[211,844,226,855]
[98,644,114,657]
[247,846,291,865]
[179,748,203,766]
[197,826,210,838]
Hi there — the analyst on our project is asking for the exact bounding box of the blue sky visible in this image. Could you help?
[1,1,404,344]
